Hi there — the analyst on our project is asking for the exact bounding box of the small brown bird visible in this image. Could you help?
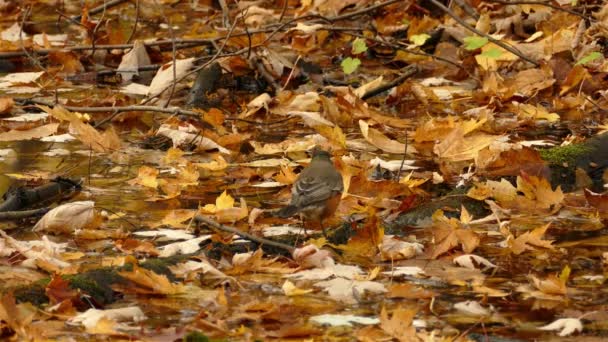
[276,147,344,236]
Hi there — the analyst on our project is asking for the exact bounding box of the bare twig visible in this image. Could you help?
[361,65,419,100]
[279,0,289,22]
[25,98,293,127]
[90,0,110,58]
[218,0,231,28]
[396,130,409,182]
[126,0,140,43]
[71,0,130,22]
[427,0,539,66]
[330,0,403,22]
[19,7,47,72]
[155,2,178,108]
[194,215,295,252]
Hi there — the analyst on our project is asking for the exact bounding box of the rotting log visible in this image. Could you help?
[0,177,82,214]
[11,254,191,308]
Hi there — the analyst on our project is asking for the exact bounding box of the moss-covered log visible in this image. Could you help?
[12,254,192,308]
[540,132,608,192]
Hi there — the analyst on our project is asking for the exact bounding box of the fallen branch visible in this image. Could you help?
[22,99,293,128]
[361,65,419,100]
[0,177,81,213]
[194,215,295,253]
[71,0,132,22]
[0,208,49,221]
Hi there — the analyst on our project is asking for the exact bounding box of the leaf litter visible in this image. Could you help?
[0,0,607,340]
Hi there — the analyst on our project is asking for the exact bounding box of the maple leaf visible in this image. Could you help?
[339,208,383,261]
[0,293,36,339]
[584,189,608,213]
[430,210,480,259]
[129,166,159,188]
[200,190,248,223]
[117,264,184,295]
[45,274,81,306]
[517,171,563,210]
[379,306,419,342]
[508,223,554,255]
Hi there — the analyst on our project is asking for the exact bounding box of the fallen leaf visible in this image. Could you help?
[359,120,415,154]
[147,58,194,97]
[538,318,582,336]
[379,306,418,342]
[33,201,100,234]
[0,123,59,142]
[118,264,185,295]
[508,223,554,255]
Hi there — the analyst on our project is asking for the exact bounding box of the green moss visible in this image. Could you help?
[65,268,126,305]
[539,143,592,167]
[183,331,227,342]
[140,254,191,281]
[13,280,50,306]
[183,331,210,342]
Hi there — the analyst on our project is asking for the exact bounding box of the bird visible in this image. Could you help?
[276,147,344,236]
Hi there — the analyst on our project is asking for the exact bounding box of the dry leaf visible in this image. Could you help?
[359,120,415,154]
[538,318,583,336]
[379,306,418,342]
[33,201,100,234]
[0,123,59,142]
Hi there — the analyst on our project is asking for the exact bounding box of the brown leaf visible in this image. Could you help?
[379,306,418,342]
[69,120,121,153]
[509,223,554,255]
[45,274,81,305]
[387,283,436,299]
[117,264,184,295]
[0,123,59,142]
[0,96,14,115]
[584,188,608,213]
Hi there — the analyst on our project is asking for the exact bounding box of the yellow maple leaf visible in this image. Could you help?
[430,210,480,259]
[130,166,159,189]
[516,173,563,210]
[509,223,554,255]
[380,306,417,341]
[118,264,184,295]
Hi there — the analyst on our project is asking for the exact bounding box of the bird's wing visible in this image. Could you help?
[292,175,336,208]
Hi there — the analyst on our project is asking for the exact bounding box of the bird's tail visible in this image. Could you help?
[275,205,299,218]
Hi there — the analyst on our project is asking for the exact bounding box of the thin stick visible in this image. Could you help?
[361,65,419,100]
[428,0,539,66]
[71,0,130,21]
[19,7,46,72]
[156,2,178,108]
[194,215,294,252]
[396,130,409,182]
[25,98,294,127]
[278,0,289,22]
[126,0,140,43]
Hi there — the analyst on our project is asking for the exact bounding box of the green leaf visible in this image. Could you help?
[352,38,368,54]
[575,52,602,66]
[341,57,361,74]
[410,34,430,47]
[480,47,502,59]
[463,36,489,50]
